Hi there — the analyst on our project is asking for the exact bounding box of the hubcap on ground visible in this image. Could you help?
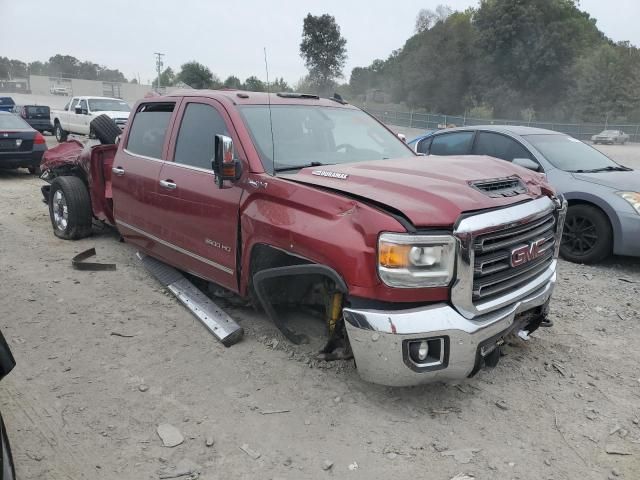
[53,190,68,231]
[562,215,597,255]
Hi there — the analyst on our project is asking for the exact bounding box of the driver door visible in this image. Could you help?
[156,99,245,291]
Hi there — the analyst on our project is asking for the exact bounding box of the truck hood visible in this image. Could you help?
[281,156,551,227]
[572,169,640,191]
[92,111,130,120]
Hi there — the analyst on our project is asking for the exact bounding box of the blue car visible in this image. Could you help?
[0,97,15,113]
[410,125,640,263]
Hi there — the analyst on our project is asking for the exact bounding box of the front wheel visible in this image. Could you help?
[560,204,612,264]
[54,123,67,143]
[48,176,93,240]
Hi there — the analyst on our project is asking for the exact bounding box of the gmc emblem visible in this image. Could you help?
[510,238,546,267]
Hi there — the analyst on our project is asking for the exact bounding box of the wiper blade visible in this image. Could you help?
[275,161,330,172]
[572,165,631,173]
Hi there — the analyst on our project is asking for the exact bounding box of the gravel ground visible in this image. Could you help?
[0,144,639,480]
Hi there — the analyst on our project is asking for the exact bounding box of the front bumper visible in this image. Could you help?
[615,211,640,257]
[344,262,556,386]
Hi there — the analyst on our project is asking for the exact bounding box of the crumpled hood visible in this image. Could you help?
[281,156,551,227]
[572,169,640,191]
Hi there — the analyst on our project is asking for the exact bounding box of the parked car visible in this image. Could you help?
[50,86,71,96]
[0,97,15,113]
[13,105,52,133]
[592,130,629,145]
[0,329,17,479]
[40,91,566,387]
[411,126,640,263]
[51,96,131,142]
[0,111,48,175]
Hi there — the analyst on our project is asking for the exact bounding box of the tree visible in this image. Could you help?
[223,75,243,89]
[153,67,175,88]
[271,77,291,92]
[48,54,80,78]
[300,13,347,96]
[130,78,139,84]
[176,61,218,89]
[415,5,453,33]
[244,76,265,92]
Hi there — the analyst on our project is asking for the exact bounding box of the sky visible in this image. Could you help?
[1,0,639,85]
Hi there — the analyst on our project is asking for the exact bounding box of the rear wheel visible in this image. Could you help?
[54,122,67,142]
[560,204,612,264]
[48,176,93,240]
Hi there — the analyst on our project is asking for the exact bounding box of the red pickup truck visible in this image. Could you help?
[41,90,566,386]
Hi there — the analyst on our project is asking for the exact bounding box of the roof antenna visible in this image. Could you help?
[264,47,276,175]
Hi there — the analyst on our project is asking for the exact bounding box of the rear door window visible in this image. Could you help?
[430,132,474,156]
[26,106,50,117]
[472,132,533,161]
[126,103,175,159]
[173,103,229,170]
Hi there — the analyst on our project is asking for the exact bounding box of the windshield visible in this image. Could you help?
[88,99,130,112]
[525,134,620,172]
[239,105,414,172]
[600,130,618,135]
[0,114,29,129]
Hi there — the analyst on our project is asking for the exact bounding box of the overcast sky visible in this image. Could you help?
[1,0,638,85]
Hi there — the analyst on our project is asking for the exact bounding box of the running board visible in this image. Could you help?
[137,252,244,347]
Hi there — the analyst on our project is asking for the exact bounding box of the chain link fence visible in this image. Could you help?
[365,108,640,143]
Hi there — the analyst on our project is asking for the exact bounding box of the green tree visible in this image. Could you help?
[153,67,176,88]
[223,75,243,89]
[571,42,640,122]
[271,77,291,92]
[177,61,216,89]
[48,54,80,78]
[244,75,265,92]
[27,61,47,76]
[300,13,347,96]
[415,5,453,33]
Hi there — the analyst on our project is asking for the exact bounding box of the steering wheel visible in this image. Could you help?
[335,143,355,153]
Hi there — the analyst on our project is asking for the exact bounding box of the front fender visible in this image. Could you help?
[238,176,450,304]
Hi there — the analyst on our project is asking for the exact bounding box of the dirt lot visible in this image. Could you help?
[1,144,639,480]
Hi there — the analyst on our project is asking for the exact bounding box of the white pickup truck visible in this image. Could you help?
[51,96,131,142]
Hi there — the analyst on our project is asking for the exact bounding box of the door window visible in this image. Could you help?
[126,103,175,159]
[174,103,229,170]
[430,132,474,156]
[416,137,432,154]
[70,98,79,110]
[78,99,87,113]
[473,132,533,161]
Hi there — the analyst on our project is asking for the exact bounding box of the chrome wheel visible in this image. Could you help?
[52,190,68,231]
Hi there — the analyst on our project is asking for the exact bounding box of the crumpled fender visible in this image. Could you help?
[41,140,87,172]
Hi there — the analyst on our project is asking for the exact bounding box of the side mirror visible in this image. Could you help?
[0,331,16,381]
[513,158,540,172]
[212,135,241,188]
[74,106,82,114]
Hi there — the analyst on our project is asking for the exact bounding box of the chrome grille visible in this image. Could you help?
[472,211,556,302]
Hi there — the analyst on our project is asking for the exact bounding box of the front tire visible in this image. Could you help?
[48,176,93,240]
[54,122,67,143]
[560,204,612,264]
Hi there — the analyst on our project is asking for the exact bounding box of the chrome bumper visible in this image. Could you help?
[344,262,556,386]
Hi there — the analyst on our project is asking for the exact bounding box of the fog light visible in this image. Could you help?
[417,341,429,361]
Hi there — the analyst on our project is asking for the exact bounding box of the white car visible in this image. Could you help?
[51,96,131,142]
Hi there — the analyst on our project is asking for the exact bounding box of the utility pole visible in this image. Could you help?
[154,52,164,91]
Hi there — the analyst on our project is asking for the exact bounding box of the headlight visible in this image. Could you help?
[617,191,640,214]
[378,233,456,288]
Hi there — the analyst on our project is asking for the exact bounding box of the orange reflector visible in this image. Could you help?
[379,243,410,268]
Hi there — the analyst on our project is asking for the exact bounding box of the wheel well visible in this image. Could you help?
[565,199,614,243]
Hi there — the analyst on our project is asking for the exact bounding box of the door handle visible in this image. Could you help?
[112,166,125,176]
[160,179,177,190]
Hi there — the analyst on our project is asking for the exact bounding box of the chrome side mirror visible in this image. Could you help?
[513,157,540,172]
[212,134,241,188]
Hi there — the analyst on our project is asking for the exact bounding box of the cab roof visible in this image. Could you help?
[163,89,356,108]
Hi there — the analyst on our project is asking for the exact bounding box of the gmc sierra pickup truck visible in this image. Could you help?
[51,96,130,142]
[40,90,566,386]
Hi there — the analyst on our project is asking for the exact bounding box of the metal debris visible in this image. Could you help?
[72,248,116,271]
[239,444,261,460]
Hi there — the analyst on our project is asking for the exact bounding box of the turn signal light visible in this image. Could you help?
[378,243,411,268]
